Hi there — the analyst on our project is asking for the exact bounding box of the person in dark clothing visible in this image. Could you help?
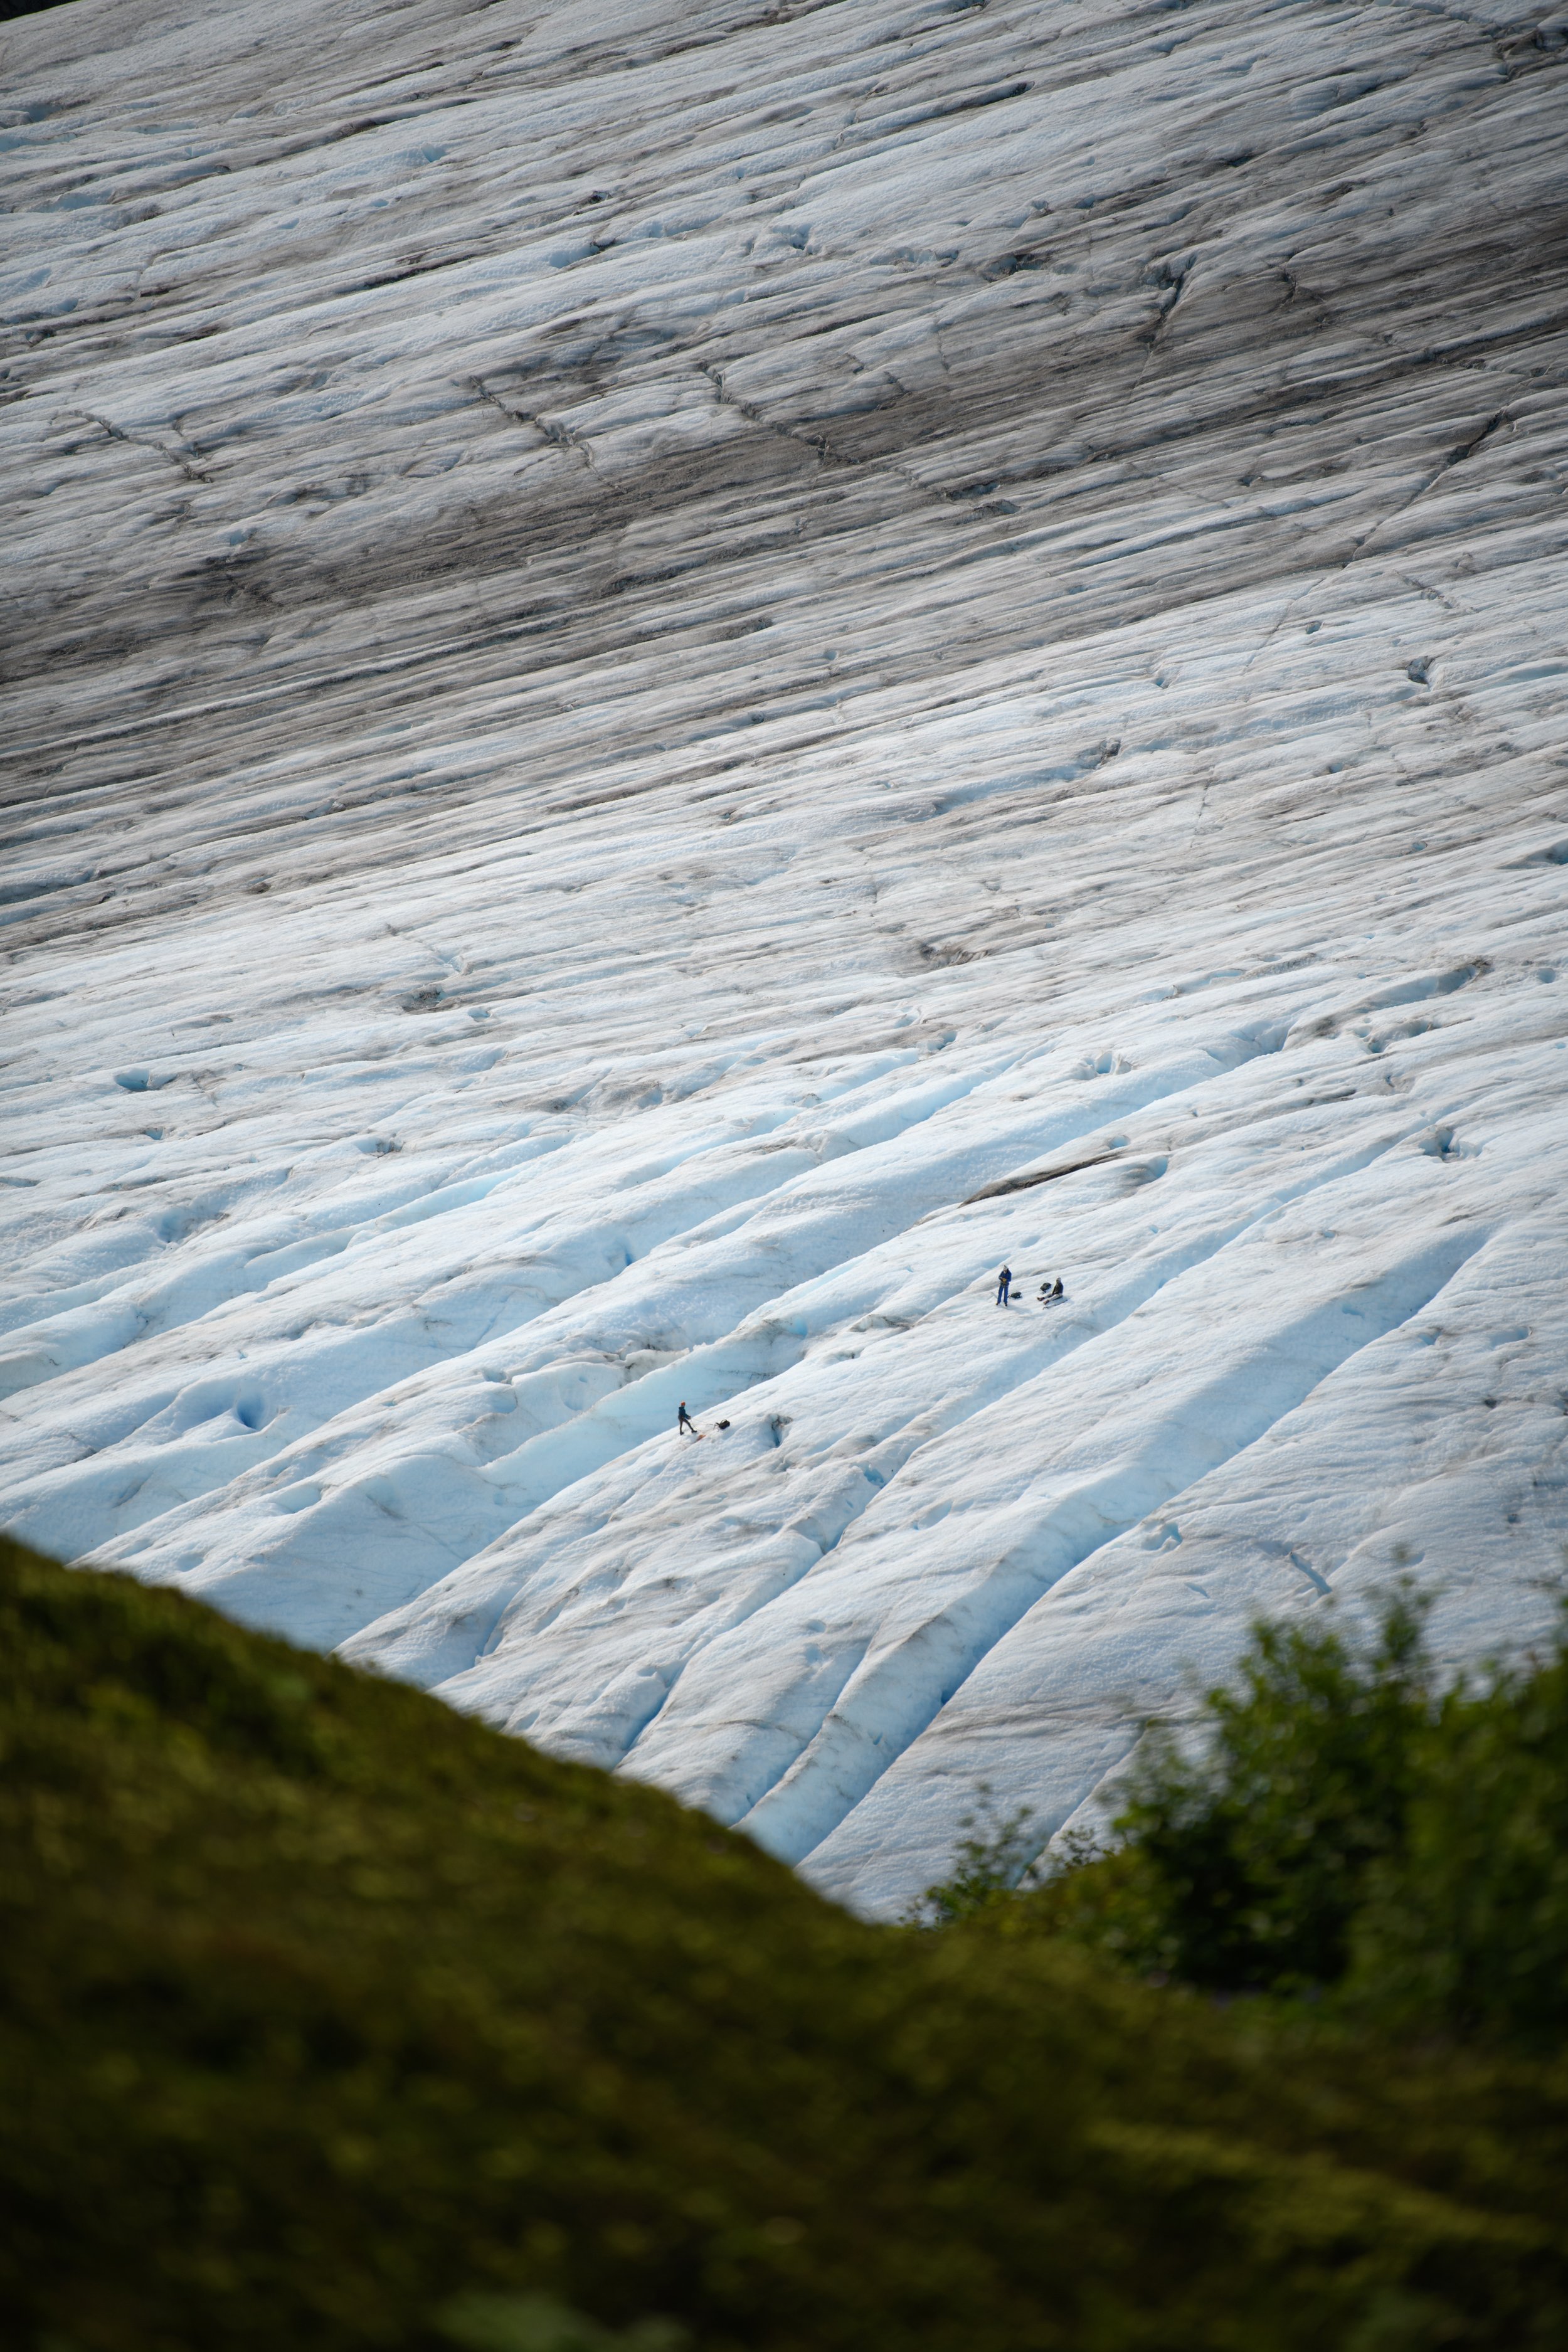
[996,1266,1012,1305]
[1052,1276,1064,1298]
[677,1402,697,1436]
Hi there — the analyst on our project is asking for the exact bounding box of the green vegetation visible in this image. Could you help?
[4,1534,1568,2352]
[1349,1632,1568,2045]
[945,1589,1438,1976]
[940,1587,1568,2052]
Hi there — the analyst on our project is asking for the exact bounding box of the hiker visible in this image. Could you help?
[677,1401,697,1437]
[996,1265,1012,1306]
[1052,1276,1064,1298]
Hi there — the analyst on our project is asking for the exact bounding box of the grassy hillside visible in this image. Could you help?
[3,1534,1566,2352]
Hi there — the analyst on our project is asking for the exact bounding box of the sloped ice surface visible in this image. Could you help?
[2,0,1565,1912]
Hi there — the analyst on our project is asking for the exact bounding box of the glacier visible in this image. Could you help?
[2,0,1566,1914]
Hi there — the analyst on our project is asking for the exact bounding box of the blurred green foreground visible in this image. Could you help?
[4,1533,1567,2352]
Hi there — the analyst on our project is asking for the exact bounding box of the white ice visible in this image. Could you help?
[2,0,1566,1914]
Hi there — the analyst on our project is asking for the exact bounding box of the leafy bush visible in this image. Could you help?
[1349,1643,1568,2045]
[908,1784,1044,1924]
[1106,1588,1436,1991]
[6,1535,1568,2352]
[934,1589,1568,2049]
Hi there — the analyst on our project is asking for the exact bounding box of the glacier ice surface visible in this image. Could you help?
[2,0,1566,1912]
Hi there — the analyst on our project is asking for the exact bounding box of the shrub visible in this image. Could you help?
[933,1588,1568,2056]
[938,1591,1439,1994]
[1350,1643,1568,2046]
[1108,1589,1438,1991]
[909,1784,1043,1924]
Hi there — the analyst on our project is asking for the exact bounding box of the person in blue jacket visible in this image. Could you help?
[996,1265,1012,1305]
